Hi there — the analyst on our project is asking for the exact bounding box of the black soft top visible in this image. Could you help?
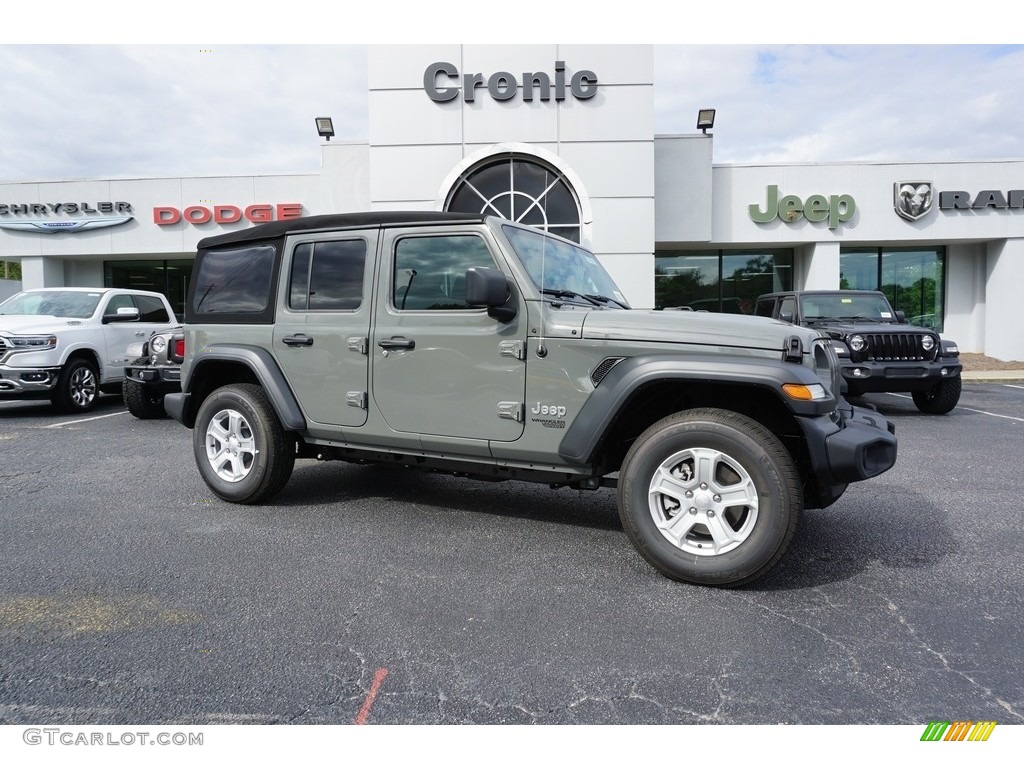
[197,211,489,250]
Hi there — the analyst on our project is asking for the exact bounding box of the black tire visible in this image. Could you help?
[51,357,100,413]
[123,378,166,419]
[617,408,802,587]
[192,383,295,504]
[123,357,166,419]
[911,374,961,415]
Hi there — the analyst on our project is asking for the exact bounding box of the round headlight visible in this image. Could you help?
[848,334,865,352]
[921,335,935,351]
[150,335,167,354]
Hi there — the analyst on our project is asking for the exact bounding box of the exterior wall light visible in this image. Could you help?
[316,117,335,141]
[697,108,716,134]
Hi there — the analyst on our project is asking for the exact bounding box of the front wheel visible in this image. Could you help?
[192,383,295,504]
[617,408,802,587]
[911,374,961,414]
[51,358,99,413]
[123,359,166,419]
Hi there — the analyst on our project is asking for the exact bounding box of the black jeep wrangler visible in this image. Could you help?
[756,290,962,414]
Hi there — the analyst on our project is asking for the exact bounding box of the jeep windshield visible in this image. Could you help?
[800,294,896,323]
[502,225,630,308]
[0,290,102,319]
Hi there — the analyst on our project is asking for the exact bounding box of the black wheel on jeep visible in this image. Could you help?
[123,359,166,419]
[911,374,961,415]
[192,383,296,503]
[51,357,99,413]
[617,408,802,587]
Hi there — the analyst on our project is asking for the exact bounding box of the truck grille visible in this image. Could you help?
[864,333,935,362]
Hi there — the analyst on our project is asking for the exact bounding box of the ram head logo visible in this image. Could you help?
[894,181,934,222]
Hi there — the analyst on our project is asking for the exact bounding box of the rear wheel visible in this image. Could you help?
[192,383,295,503]
[618,408,802,587]
[911,374,961,414]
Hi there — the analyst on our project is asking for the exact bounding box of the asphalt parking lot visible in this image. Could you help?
[0,383,1022,728]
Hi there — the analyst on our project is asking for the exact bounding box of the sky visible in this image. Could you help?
[1,4,1020,183]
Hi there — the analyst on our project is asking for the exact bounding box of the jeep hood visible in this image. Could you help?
[805,320,924,336]
[581,309,812,351]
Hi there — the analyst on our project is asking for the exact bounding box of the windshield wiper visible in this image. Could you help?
[584,293,629,309]
[542,288,602,306]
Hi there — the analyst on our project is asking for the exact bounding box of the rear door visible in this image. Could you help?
[272,230,376,428]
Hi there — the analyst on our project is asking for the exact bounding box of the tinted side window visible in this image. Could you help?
[105,294,135,316]
[289,240,367,311]
[192,245,275,315]
[778,297,796,321]
[134,294,170,323]
[755,298,775,318]
[392,235,497,311]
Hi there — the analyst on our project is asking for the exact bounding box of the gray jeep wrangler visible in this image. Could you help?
[167,212,897,587]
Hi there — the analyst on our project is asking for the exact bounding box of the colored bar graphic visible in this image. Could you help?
[920,720,997,742]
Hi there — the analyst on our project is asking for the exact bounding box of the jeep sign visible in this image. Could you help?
[749,185,856,230]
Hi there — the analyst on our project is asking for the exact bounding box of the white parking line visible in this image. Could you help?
[1006,384,1024,390]
[46,410,129,428]
[889,392,1024,423]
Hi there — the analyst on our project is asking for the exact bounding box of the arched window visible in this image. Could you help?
[445,155,582,243]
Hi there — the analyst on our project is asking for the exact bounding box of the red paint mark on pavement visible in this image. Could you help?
[354,667,389,725]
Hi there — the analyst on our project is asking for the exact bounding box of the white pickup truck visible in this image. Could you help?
[0,287,177,412]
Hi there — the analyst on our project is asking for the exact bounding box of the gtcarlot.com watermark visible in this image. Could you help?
[23,728,203,747]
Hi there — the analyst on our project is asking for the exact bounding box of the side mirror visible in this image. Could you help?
[466,267,516,322]
[894,310,907,324]
[779,310,794,324]
[103,306,140,324]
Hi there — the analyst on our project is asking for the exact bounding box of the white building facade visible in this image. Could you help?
[1,44,1022,360]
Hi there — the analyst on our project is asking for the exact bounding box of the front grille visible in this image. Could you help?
[863,333,935,362]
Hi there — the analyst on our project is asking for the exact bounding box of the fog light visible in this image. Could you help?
[941,368,948,376]
[21,372,49,382]
[852,368,864,377]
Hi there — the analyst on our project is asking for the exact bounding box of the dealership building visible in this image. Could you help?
[1,44,1022,361]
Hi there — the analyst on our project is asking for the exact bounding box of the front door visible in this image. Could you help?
[371,228,527,443]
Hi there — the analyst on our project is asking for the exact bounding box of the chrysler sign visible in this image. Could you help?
[0,201,134,234]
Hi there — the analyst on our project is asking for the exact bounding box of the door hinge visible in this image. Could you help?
[499,340,526,360]
[347,336,369,355]
[346,391,368,409]
[497,401,524,422]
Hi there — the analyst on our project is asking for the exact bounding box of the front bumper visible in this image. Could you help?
[801,402,897,509]
[0,364,61,397]
[840,358,962,393]
[124,364,181,393]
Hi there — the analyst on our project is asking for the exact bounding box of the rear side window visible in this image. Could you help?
[289,239,367,311]
[192,245,275,316]
[134,294,171,323]
[755,298,775,318]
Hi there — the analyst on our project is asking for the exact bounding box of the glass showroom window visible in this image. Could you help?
[105,259,193,319]
[655,250,794,313]
[446,155,582,243]
[840,247,945,332]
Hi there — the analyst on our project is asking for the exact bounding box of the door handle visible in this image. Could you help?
[377,337,415,351]
[282,334,314,347]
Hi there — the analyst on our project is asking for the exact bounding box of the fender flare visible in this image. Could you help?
[175,344,306,431]
[557,353,830,464]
